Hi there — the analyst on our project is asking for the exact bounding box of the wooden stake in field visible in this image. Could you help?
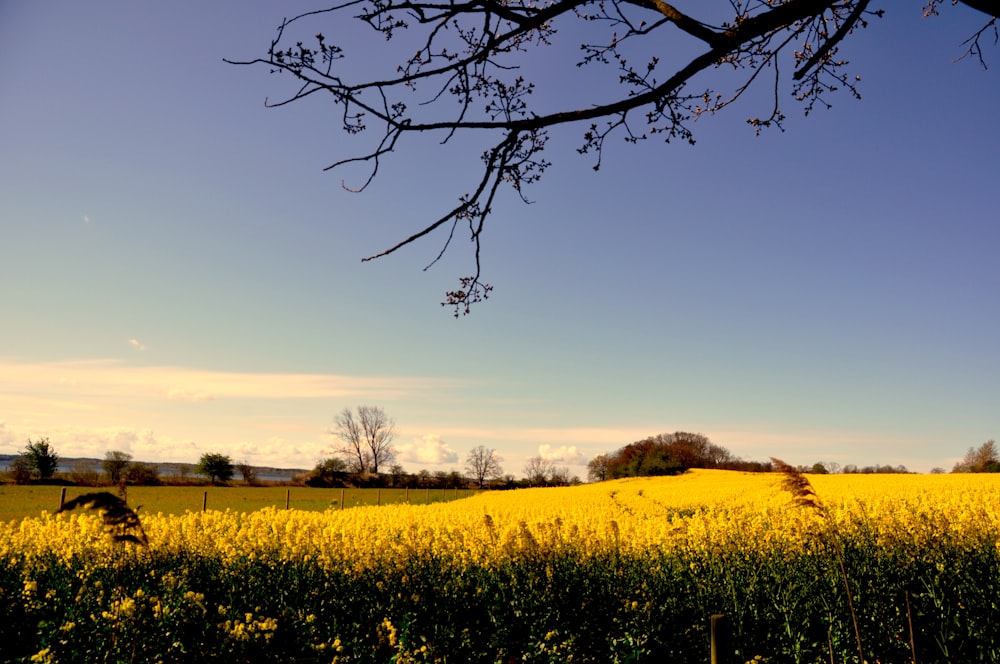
[710,614,734,664]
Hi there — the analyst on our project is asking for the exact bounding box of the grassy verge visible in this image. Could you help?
[0,485,477,522]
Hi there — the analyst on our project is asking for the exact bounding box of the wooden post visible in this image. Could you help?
[59,487,67,511]
[377,489,381,506]
[285,489,290,510]
[405,487,409,503]
[202,491,208,512]
[425,487,430,504]
[711,614,733,664]
[340,488,345,510]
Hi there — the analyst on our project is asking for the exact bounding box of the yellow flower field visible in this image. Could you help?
[2,470,999,663]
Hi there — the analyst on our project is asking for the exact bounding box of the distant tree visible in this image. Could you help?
[388,463,407,487]
[126,462,161,486]
[23,438,59,481]
[607,438,685,478]
[953,440,999,473]
[842,463,910,474]
[102,450,133,484]
[465,446,503,489]
[809,462,830,474]
[587,454,612,482]
[647,432,732,469]
[523,456,555,487]
[442,470,465,489]
[235,460,258,486]
[929,467,946,474]
[331,406,397,475]
[549,466,571,486]
[70,460,101,486]
[416,469,433,488]
[308,457,349,487]
[10,455,32,485]
[432,469,450,488]
[197,453,235,485]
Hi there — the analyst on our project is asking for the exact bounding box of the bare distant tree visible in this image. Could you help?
[70,460,101,486]
[102,450,133,485]
[10,456,32,485]
[332,406,397,475]
[235,460,258,486]
[523,456,555,487]
[549,466,571,486]
[465,445,503,489]
[953,440,999,473]
[587,454,612,482]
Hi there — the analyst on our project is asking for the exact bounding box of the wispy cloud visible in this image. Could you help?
[128,339,146,351]
[397,434,458,465]
[0,358,461,402]
[83,213,91,224]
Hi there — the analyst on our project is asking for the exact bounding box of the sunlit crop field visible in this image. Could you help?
[2,470,999,662]
[0,485,473,523]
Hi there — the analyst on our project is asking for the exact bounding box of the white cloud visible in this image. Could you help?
[397,434,458,465]
[83,214,90,224]
[128,339,146,351]
[538,444,586,463]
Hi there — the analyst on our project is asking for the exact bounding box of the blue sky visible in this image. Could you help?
[1,2,997,476]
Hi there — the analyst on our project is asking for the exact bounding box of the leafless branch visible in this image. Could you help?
[230,0,995,313]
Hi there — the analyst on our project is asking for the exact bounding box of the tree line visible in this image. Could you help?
[587,433,1000,481]
[4,440,257,488]
[6,418,998,489]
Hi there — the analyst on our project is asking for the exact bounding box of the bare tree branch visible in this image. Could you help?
[230,0,996,314]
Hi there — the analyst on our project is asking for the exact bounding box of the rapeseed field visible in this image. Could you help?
[2,470,998,662]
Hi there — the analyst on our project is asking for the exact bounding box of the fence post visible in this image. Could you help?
[285,489,290,510]
[377,489,381,506]
[405,487,409,503]
[340,488,345,510]
[202,491,208,512]
[711,614,734,664]
[59,487,67,511]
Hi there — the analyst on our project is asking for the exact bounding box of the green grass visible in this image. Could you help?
[0,484,477,522]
